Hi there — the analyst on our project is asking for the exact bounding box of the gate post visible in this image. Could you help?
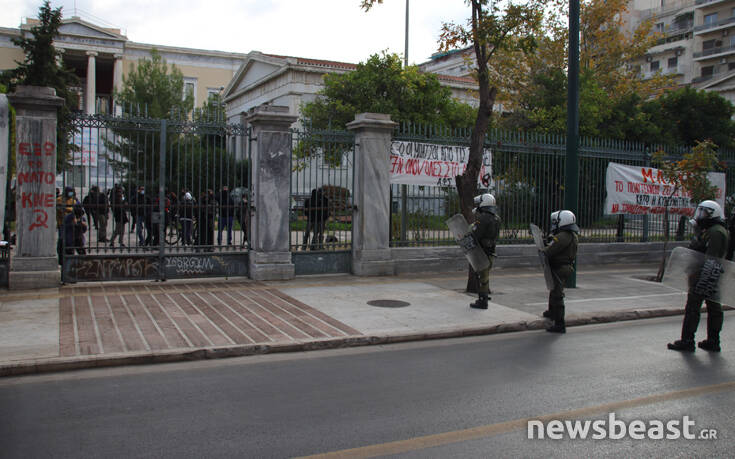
[346,113,397,276]
[245,105,297,280]
[7,86,64,289]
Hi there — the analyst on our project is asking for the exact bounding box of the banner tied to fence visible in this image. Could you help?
[72,127,99,167]
[604,162,726,216]
[390,140,493,188]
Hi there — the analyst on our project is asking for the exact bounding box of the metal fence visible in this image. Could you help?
[289,128,355,275]
[59,111,251,282]
[391,123,735,247]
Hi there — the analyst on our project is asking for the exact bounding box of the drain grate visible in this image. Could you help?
[367,299,411,308]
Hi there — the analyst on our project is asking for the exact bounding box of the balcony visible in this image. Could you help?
[696,0,730,7]
[694,15,735,34]
[693,42,735,59]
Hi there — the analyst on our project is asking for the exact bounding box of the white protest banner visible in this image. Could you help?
[604,162,726,216]
[72,127,99,167]
[390,140,492,188]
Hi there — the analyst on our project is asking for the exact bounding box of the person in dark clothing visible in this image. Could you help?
[217,185,235,245]
[727,207,735,261]
[198,189,216,248]
[109,185,128,248]
[150,194,171,246]
[237,194,250,247]
[469,193,501,310]
[179,192,195,245]
[131,185,152,246]
[540,210,579,334]
[84,186,109,242]
[668,200,730,353]
[302,188,330,250]
[63,204,88,256]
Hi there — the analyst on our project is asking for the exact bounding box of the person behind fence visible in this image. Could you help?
[86,185,109,243]
[303,188,330,250]
[110,184,128,249]
[217,185,235,246]
[63,203,87,256]
[237,194,250,247]
[179,191,195,245]
[132,185,152,246]
[727,204,735,261]
[198,189,216,248]
[56,186,78,264]
[468,193,500,310]
[668,200,730,353]
[540,210,579,333]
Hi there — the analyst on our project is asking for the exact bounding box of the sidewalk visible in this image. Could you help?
[0,263,722,376]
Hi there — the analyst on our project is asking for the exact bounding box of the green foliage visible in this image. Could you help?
[642,87,735,148]
[653,139,723,205]
[300,52,475,130]
[114,49,193,118]
[0,1,80,173]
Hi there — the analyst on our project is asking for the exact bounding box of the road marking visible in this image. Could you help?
[525,292,683,307]
[297,380,735,459]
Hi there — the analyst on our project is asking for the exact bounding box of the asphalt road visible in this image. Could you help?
[1,314,733,458]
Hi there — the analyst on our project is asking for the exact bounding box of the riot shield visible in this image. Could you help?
[446,214,490,272]
[662,247,735,305]
[530,224,555,291]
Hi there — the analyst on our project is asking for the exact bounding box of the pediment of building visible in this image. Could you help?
[224,52,287,100]
[58,18,126,41]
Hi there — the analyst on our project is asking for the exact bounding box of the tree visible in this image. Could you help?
[642,87,735,149]
[300,52,475,130]
[0,1,79,173]
[362,0,549,291]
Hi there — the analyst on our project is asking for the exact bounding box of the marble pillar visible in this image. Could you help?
[346,113,398,276]
[113,54,123,115]
[85,51,97,115]
[244,105,298,280]
[0,95,7,234]
[7,86,64,289]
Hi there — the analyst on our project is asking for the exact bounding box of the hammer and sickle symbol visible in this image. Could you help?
[29,209,49,231]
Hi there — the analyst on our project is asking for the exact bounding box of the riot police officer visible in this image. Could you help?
[541,210,579,333]
[668,200,730,352]
[469,193,501,309]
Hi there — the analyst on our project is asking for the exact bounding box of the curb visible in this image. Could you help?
[1,306,727,377]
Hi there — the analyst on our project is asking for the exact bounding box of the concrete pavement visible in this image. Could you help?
[0,263,728,376]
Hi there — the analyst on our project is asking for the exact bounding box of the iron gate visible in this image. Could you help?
[290,128,355,275]
[59,112,252,282]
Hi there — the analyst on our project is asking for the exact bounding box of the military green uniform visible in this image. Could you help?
[541,229,579,324]
[471,209,501,294]
[681,221,729,345]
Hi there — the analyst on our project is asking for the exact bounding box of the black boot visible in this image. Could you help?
[546,320,566,333]
[697,339,721,352]
[542,310,552,318]
[470,293,488,310]
[667,339,695,352]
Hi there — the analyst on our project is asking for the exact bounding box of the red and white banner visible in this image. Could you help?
[390,140,493,188]
[72,127,99,167]
[604,162,726,216]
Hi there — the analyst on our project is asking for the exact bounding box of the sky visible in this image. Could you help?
[1,0,472,65]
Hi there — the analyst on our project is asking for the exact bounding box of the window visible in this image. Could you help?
[703,39,716,50]
[650,61,660,72]
[668,57,678,68]
[655,22,664,33]
[207,87,222,101]
[704,13,718,26]
[729,62,735,71]
[701,66,714,77]
[183,77,197,106]
[730,36,735,47]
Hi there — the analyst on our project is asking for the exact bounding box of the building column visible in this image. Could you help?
[113,54,123,115]
[244,105,298,280]
[346,113,398,276]
[7,86,64,289]
[85,51,98,115]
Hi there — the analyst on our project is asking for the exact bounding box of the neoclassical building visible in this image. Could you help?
[0,16,248,114]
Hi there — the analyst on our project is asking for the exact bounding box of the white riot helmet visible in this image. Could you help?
[693,200,724,223]
[473,193,496,210]
[184,192,193,201]
[550,210,576,232]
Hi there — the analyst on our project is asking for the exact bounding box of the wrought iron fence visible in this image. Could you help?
[391,122,735,247]
[59,110,251,282]
[289,128,355,255]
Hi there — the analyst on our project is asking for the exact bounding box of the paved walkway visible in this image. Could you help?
[0,264,730,376]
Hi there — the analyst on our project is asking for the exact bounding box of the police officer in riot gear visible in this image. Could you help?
[668,200,730,352]
[469,193,501,309]
[541,210,579,333]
